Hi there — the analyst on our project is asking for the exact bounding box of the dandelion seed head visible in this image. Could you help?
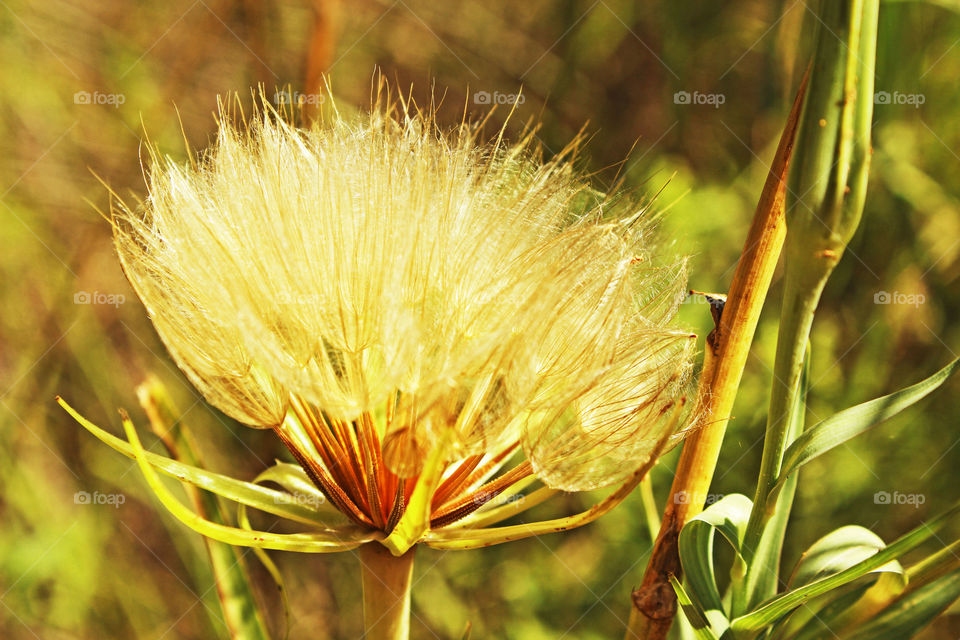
[115,92,695,493]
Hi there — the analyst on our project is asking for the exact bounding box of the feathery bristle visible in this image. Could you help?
[114,90,694,494]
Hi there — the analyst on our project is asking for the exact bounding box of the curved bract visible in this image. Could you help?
[59,395,682,555]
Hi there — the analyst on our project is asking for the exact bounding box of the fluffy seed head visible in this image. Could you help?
[115,94,695,493]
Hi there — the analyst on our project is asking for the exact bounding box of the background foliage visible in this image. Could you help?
[0,0,958,637]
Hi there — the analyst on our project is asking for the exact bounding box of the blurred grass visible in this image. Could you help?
[1,0,959,638]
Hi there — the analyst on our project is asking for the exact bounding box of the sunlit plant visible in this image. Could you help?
[57,4,960,638]
[627,2,960,639]
[60,89,698,638]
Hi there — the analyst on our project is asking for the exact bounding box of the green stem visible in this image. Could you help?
[735,343,810,618]
[739,0,878,612]
[639,474,661,543]
[360,543,415,640]
[743,268,825,560]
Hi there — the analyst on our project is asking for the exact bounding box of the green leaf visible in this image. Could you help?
[906,539,960,585]
[785,583,872,640]
[769,357,960,505]
[822,572,908,637]
[788,526,902,588]
[670,575,722,640]
[677,494,752,629]
[730,500,960,632]
[847,568,960,639]
[675,609,703,640]
[774,527,905,639]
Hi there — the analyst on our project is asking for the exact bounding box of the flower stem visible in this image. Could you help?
[359,543,415,640]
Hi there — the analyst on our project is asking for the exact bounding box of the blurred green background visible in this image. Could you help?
[1,0,959,638]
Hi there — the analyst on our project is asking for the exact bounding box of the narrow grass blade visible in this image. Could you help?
[846,568,960,639]
[784,583,871,640]
[769,357,960,505]
[730,500,960,631]
[238,503,292,640]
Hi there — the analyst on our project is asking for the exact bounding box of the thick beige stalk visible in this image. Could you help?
[360,543,416,640]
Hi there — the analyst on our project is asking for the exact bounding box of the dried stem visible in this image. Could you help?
[625,68,809,639]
